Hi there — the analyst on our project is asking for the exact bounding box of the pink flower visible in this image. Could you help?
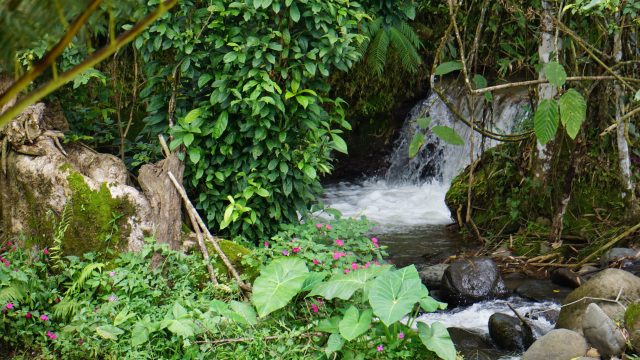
[316,298,323,304]
[344,269,350,274]
[4,260,9,267]
[43,248,49,255]
[351,262,358,270]
[364,262,371,269]
[292,247,301,253]
[46,331,57,340]
[315,223,323,229]
[313,259,319,265]
[26,312,31,319]
[310,304,319,313]
[371,237,378,244]
[325,224,332,230]
[109,271,116,277]
[282,250,289,256]
[398,332,405,339]
[332,251,346,260]
[5,303,13,310]
[263,241,269,248]
[335,239,344,247]
[40,314,49,321]
[377,344,384,352]
[108,295,118,302]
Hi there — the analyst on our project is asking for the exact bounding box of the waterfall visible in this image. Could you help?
[385,85,530,184]
[323,82,530,230]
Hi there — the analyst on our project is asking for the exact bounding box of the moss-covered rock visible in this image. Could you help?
[625,302,640,352]
[206,239,259,282]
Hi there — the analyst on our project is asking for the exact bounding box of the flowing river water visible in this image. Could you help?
[322,86,561,358]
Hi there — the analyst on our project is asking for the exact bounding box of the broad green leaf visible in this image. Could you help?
[290,3,300,22]
[434,61,463,76]
[213,111,229,139]
[416,117,432,129]
[317,316,341,334]
[184,108,202,124]
[198,74,212,88]
[255,188,270,197]
[534,99,559,145]
[229,301,258,326]
[131,322,149,346]
[301,271,327,292]
[331,133,348,154]
[302,165,316,179]
[325,333,344,357]
[309,266,390,300]
[544,61,567,88]
[418,322,456,360]
[96,325,124,341]
[183,133,194,147]
[252,257,309,317]
[368,265,423,326]
[114,308,135,326]
[559,88,586,139]
[339,306,372,341]
[188,147,201,164]
[420,295,447,312]
[408,133,425,158]
[431,126,464,146]
[472,74,487,89]
[166,319,195,337]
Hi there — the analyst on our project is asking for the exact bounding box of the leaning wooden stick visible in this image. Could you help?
[187,203,218,284]
[167,171,252,292]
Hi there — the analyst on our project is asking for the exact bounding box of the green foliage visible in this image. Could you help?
[559,89,587,139]
[431,126,465,146]
[544,61,567,88]
[534,99,559,145]
[434,61,463,76]
[135,0,367,241]
[408,122,464,158]
[418,322,456,360]
[252,257,309,317]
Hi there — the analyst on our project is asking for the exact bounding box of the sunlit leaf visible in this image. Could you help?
[559,88,586,139]
[534,99,559,145]
[252,257,308,317]
[544,61,567,88]
[434,61,463,76]
[418,322,456,360]
[431,126,464,146]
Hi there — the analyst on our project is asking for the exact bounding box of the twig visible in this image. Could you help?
[167,171,252,293]
[578,221,640,266]
[0,0,178,128]
[507,303,530,325]
[600,106,640,136]
[194,332,323,346]
[561,293,627,311]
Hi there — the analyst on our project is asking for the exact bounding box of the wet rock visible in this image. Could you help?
[488,313,535,351]
[458,348,509,360]
[515,279,571,302]
[440,257,511,307]
[600,247,638,267]
[419,263,448,289]
[447,327,493,350]
[624,302,640,351]
[550,268,582,288]
[556,269,640,334]
[582,303,626,357]
[522,329,588,360]
[577,265,599,283]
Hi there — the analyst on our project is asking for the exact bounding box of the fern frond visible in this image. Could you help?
[0,283,27,304]
[66,262,104,295]
[366,28,389,77]
[389,26,421,73]
[53,298,81,320]
[399,21,422,49]
[50,204,71,270]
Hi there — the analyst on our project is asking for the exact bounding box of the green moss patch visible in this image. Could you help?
[206,239,259,282]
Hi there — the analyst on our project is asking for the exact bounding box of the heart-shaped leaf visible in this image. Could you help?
[339,306,372,341]
[418,322,456,360]
[368,265,422,326]
[252,257,308,317]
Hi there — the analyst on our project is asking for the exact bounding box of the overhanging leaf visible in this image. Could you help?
[431,126,464,146]
[416,117,432,130]
[408,133,425,158]
[418,322,456,360]
[184,108,202,124]
[434,61,463,76]
[96,325,124,341]
[534,99,559,145]
[308,265,390,301]
[213,111,229,139]
[544,61,567,88]
[251,257,309,317]
[559,88,586,139]
[331,133,348,154]
[339,306,372,341]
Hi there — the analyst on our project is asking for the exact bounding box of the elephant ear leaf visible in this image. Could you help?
[251,257,308,317]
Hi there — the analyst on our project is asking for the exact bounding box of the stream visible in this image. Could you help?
[322,86,560,359]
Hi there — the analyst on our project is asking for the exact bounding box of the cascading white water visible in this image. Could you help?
[324,83,530,230]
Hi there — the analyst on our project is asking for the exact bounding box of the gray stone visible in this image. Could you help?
[447,327,493,350]
[440,257,511,306]
[550,268,582,288]
[419,264,448,289]
[556,269,640,334]
[515,279,571,302]
[522,329,588,360]
[582,303,626,357]
[488,313,535,351]
[600,248,638,267]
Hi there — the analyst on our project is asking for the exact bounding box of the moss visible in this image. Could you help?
[626,303,640,328]
[206,239,259,282]
[60,170,136,256]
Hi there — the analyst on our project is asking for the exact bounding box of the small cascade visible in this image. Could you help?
[385,85,530,184]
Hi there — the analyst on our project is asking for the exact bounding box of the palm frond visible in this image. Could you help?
[389,26,422,73]
[366,28,389,77]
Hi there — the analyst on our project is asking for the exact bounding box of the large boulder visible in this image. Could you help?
[582,303,626,357]
[556,269,640,333]
[440,257,510,306]
[600,247,638,267]
[488,313,535,351]
[522,329,588,360]
[419,263,448,289]
[0,102,184,255]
